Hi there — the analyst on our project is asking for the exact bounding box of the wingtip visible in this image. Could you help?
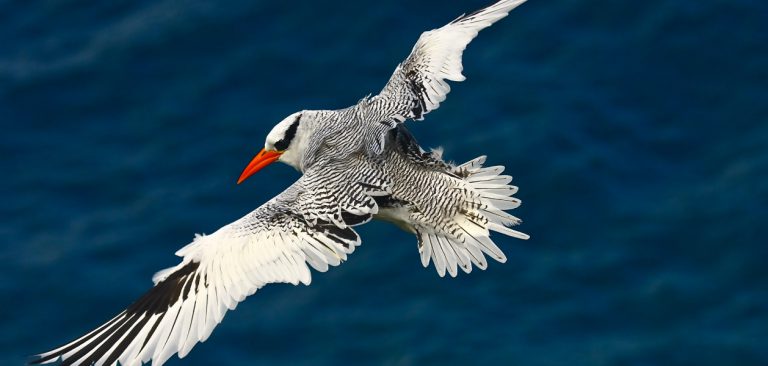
[26,353,56,366]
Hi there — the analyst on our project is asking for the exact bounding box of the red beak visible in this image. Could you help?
[237,149,283,184]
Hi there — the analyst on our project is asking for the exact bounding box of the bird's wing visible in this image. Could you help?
[31,157,389,366]
[370,0,525,124]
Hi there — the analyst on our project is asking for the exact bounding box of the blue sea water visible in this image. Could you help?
[2,0,767,365]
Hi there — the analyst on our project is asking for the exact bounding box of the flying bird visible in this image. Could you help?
[32,0,529,365]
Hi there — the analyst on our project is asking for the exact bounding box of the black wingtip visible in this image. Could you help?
[26,353,54,365]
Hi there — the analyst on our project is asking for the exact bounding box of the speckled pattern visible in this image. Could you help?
[2,0,767,365]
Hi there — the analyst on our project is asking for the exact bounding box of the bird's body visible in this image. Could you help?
[32,1,530,365]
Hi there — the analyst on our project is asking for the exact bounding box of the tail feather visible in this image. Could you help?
[455,155,486,172]
[466,174,513,185]
[419,235,432,267]
[428,234,447,277]
[480,193,521,210]
[437,235,460,277]
[453,244,473,274]
[489,222,529,240]
[475,185,518,196]
[471,165,505,177]
[416,155,527,277]
[482,206,521,227]
[463,242,488,270]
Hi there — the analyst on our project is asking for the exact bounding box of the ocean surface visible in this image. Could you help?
[2,0,767,365]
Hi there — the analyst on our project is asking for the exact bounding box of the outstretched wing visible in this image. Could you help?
[31,157,389,366]
[370,0,526,124]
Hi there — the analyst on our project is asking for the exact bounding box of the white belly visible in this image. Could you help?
[375,206,416,234]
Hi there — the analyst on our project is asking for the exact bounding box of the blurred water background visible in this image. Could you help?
[2,0,767,365]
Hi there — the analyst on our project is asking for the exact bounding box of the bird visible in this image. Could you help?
[31,1,529,365]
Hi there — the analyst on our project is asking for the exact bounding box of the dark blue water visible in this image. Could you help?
[2,1,767,365]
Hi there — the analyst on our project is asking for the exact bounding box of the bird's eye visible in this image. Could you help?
[273,114,301,151]
[274,139,289,151]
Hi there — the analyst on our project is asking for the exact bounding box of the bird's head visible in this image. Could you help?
[237,111,308,184]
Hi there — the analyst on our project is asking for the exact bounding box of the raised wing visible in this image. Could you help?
[31,157,389,366]
[371,0,526,123]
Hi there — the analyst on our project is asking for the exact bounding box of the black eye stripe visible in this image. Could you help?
[274,114,301,151]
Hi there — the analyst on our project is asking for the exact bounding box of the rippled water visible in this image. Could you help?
[2,1,767,365]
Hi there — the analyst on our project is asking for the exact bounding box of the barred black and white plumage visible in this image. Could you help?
[32,1,529,365]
